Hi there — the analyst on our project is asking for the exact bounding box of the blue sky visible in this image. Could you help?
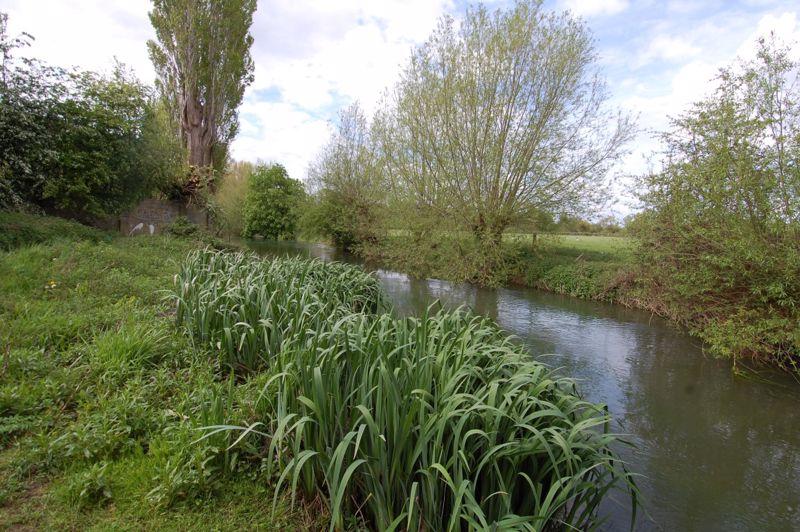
[5,0,800,216]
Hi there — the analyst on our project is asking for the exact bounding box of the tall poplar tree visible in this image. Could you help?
[147,0,256,170]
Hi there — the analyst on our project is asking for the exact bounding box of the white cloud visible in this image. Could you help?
[4,0,155,80]
[231,101,333,181]
[735,11,800,59]
[559,0,629,17]
[235,0,454,177]
[637,35,700,66]
[614,9,800,200]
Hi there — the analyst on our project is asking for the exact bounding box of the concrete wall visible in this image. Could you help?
[118,198,209,235]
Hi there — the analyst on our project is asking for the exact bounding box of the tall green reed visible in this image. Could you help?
[171,248,387,373]
[172,249,637,530]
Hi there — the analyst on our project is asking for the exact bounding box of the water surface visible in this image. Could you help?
[248,240,800,531]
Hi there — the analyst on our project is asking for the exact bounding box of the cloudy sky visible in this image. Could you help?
[4,0,800,215]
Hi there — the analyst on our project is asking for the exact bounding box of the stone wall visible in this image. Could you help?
[118,198,209,235]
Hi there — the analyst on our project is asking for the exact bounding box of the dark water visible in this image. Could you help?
[247,240,800,531]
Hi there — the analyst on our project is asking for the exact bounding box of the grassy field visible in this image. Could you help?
[504,233,634,257]
[378,230,637,301]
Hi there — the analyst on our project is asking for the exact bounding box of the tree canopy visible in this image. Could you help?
[148,0,256,170]
[377,1,633,245]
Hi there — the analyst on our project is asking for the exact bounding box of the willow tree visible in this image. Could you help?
[147,0,256,170]
[378,0,633,247]
[307,103,387,251]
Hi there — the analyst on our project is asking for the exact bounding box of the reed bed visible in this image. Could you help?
[172,249,387,372]
[172,249,637,530]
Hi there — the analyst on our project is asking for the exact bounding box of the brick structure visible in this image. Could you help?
[117,198,209,235]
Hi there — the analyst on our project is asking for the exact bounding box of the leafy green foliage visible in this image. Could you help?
[635,40,800,370]
[242,164,305,240]
[211,161,252,237]
[172,248,386,373]
[0,17,183,216]
[65,462,113,510]
[173,248,637,530]
[305,103,387,251]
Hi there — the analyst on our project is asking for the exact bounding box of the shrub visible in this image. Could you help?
[164,216,201,238]
[635,40,800,370]
[211,161,252,237]
[242,164,305,240]
[0,17,182,216]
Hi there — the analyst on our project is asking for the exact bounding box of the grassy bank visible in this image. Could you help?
[0,224,319,529]
[376,232,636,303]
[1,214,635,529]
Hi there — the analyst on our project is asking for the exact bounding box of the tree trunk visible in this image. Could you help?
[187,125,212,167]
[183,94,213,168]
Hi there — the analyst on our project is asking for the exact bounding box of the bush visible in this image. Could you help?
[0,17,182,216]
[211,161,252,237]
[635,40,800,370]
[164,216,201,238]
[242,164,305,240]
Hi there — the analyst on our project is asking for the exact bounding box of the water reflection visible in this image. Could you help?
[247,240,800,531]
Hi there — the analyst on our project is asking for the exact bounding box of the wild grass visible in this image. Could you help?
[175,249,638,530]
[2,216,636,530]
[0,220,315,530]
[0,210,107,251]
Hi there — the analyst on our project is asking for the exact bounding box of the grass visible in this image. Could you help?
[0,219,318,530]
[536,234,633,257]
[0,210,109,251]
[1,215,636,529]
[376,231,636,302]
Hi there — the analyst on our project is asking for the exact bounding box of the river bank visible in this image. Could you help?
[0,217,321,529]
[248,238,800,531]
[0,214,634,530]
[346,231,798,374]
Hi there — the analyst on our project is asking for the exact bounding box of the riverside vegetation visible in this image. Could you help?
[0,214,637,530]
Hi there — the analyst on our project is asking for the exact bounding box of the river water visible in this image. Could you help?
[247,240,800,531]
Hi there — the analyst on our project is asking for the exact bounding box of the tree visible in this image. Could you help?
[242,164,305,240]
[148,0,256,170]
[377,1,633,248]
[635,38,800,368]
[1,14,179,217]
[307,103,386,251]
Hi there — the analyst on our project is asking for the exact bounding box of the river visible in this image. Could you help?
[247,239,800,531]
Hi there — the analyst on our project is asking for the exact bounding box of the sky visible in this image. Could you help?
[4,0,800,217]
